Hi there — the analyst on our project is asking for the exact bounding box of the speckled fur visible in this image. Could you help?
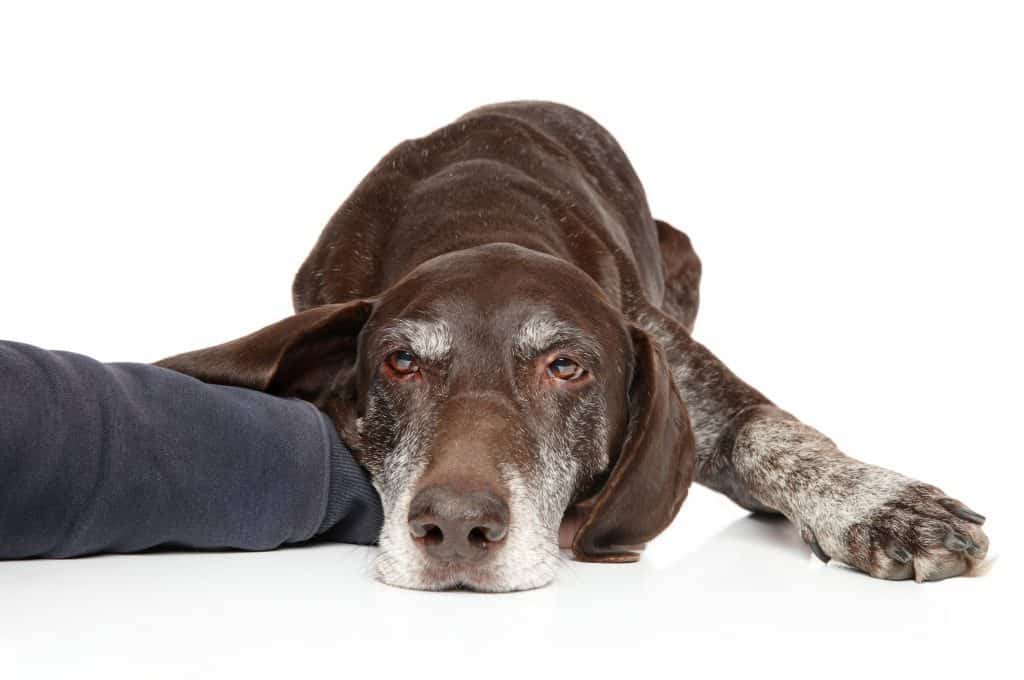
[639,304,990,581]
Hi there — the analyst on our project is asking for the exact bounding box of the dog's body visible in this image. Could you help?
[160,101,988,591]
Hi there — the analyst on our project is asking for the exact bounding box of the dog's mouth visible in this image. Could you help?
[414,542,563,593]
[416,559,516,593]
[376,549,562,593]
[375,519,563,593]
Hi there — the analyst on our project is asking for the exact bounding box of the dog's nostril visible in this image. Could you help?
[468,526,504,550]
[467,527,486,549]
[423,524,444,547]
[410,520,444,542]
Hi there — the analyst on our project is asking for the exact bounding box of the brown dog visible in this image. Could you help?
[158,101,988,591]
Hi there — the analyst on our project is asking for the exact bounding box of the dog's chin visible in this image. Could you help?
[373,527,561,593]
[376,557,557,593]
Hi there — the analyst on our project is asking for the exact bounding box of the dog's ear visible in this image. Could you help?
[155,300,374,405]
[570,326,696,563]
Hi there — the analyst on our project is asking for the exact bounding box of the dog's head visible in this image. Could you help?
[158,244,695,591]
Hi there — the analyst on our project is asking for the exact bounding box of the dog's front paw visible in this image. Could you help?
[802,482,989,582]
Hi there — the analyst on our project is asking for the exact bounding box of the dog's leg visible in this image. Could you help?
[638,307,989,582]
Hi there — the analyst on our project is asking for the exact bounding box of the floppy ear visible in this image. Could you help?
[570,326,696,563]
[154,300,374,406]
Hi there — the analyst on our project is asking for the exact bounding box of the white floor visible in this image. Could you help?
[2,484,1012,680]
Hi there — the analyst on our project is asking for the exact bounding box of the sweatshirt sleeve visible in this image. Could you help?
[0,340,382,559]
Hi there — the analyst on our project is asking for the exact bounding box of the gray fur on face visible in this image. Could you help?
[367,411,595,592]
[512,314,601,362]
[357,313,614,592]
[380,318,453,363]
[360,383,437,590]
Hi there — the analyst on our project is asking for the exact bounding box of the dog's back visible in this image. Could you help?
[293,101,669,313]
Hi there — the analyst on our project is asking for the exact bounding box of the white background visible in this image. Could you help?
[1,1,1021,678]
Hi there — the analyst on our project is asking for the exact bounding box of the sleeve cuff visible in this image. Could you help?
[316,417,384,545]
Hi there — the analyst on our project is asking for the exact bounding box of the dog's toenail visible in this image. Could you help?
[954,507,986,525]
[938,499,986,525]
[943,532,970,552]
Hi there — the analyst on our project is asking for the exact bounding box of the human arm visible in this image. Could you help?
[0,340,383,559]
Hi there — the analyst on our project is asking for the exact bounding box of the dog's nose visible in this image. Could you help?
[408,485,510,562]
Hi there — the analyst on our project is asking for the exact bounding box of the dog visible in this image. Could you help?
[157,101,989,591]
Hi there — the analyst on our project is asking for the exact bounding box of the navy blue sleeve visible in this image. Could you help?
[0,340,382,559]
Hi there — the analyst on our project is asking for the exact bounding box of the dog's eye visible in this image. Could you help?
[387,350,419,375]
[547,357,585,381]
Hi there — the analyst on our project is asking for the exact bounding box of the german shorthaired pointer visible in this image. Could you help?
[158,101,989,591]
